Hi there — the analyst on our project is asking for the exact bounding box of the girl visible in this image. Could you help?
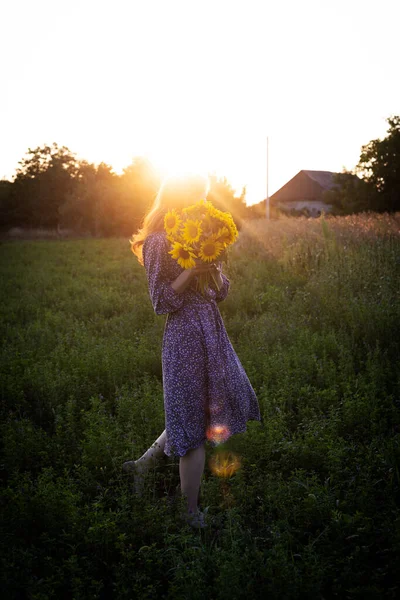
[123,174,261,528]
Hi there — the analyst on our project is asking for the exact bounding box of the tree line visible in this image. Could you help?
[1,116,399,235]
[0,145,250,237]
[247,115,400,218]
[323,115,400,215]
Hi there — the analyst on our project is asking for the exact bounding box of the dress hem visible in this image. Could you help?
[163,417,262,458]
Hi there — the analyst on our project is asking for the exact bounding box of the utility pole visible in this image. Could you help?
[266,136,270,220]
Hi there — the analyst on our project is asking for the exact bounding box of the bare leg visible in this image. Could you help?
[179,443,206,514]
[122,430,167,493]
[136,429,167,467]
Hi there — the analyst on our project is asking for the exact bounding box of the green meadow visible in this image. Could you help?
[1,212,399,599]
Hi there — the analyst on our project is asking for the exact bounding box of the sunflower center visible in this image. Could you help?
[179,248,190,259]
[166,216,176,228]
[188,224,198,237]
[203,242,216,257]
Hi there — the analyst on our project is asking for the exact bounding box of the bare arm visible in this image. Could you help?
[170,261,222,294]
[170,269,197,294]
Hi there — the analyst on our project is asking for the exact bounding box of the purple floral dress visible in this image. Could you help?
[142,230,261,457]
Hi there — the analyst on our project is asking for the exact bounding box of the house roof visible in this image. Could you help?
[249,170,358,210]
[301,170,337,190]
[269,170,341,203]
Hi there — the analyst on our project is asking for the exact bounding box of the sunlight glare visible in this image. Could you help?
[209,450,241,478]
[206,424,230,444]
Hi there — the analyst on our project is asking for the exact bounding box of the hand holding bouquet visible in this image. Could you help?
[164,199,238,296]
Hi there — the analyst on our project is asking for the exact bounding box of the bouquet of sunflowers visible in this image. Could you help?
[164,199,238,296]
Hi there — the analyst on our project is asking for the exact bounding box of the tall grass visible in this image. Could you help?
[1,212,399,599]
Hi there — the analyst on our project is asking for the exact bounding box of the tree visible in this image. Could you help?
[322,171,373,215]
[120,157,161,235]
[206,174,248,228]
[3,145,250,235]
[0,180,13,231]
[59,161,119,236]
[12,143,80,228]
[356,115,400,212]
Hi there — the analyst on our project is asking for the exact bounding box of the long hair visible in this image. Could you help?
[130,173,210,264]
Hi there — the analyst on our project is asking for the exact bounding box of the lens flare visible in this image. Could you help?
[206,424,230,444]
[209,451,241,478]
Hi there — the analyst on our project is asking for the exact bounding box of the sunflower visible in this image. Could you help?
[164,209,182,237]
[169,241,197,269]
[206,206,238,239]
[228,220,239,242]
[201,213,215,235]
[214,226,232,246]
[182,219,202,244]
[215,209,231,225]
[198,238,223,262]
[182,199,209,217]
[207,205,227,221]
[217,213,238,243]
[206,203,218,216]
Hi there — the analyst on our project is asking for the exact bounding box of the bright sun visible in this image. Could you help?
[146,133,215,182]
[107,128,217,184]
[85,124,265,205]
[134,127,262,202]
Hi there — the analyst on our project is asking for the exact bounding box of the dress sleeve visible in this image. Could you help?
[214,272,230,303]
[142,233,185,315]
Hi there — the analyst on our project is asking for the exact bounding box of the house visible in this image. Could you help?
[269,170,339,217]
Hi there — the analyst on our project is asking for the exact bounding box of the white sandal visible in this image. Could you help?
[182,507,208,529]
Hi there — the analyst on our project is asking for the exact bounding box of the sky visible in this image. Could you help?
[1,0,399,205]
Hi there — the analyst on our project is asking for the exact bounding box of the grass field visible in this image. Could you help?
[1,212,400,599]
